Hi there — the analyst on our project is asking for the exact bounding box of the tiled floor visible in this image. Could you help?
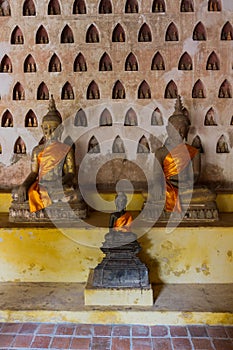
[0,323,232,350]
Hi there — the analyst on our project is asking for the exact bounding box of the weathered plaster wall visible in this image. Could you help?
[0,0,232,189]
[0,192,233,284]
[0,224,232,284]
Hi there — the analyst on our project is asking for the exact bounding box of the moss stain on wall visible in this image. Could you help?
[227,250,232,262]
[195,262,210,276]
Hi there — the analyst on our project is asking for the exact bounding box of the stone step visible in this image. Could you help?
[0,282,232,325]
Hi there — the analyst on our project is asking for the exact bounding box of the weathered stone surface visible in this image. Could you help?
[9,199,87,223]
[92,230,151,288]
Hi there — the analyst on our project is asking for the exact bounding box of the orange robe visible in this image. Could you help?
[163,143,198,212]
[28,142,70,212]
[113,212,133,232]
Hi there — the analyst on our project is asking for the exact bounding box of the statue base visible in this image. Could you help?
[142,201,219,223]
[85,269,153,306]
[84,230,153,306]
[9,200,87,223]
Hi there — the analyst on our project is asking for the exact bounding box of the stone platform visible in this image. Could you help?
[0,282,232,325]
[84,269,153,306]
[0,192,233,325]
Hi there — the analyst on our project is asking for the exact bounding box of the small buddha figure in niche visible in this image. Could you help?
[12,96,86,219]
[109,192,133,232]
[137,137,150,153]
[209,0,220,11]
[0,0,10,16]
[88,137,100,153]
[216,135,229,153]
[4,116,13,127]
[147,96,218,221]
[205,109,217,126]
[125,110,137,126]
[112,136,125,153]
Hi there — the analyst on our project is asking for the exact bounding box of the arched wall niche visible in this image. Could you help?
[73,0,86,14]
[23,0,36,16]
[25,110,38,127]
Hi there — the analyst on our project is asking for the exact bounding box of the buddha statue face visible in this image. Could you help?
[41,95,63,143]
[115,192,127,212]
[167,116,190,144]
[41,120,63,142]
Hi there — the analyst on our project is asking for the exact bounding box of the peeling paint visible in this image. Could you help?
[28,263,36,270]
[227,250,232,262]
[181,312,193,320]
[0,219,233,283]
[158,240,190,277]
[173,269,187,277]
[196,263,210,276]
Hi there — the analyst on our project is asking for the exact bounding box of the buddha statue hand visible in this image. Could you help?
[13,184,28,202]
[13,172,38,203]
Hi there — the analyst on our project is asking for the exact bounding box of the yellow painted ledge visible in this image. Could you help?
[0,310,232,326]
[0,282,232,325]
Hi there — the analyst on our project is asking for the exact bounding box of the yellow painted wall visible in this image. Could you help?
[139,227,233,284]
[0,225,232,284]
[1,193,233,284]
[0,226,105,283]
[216,194,233,213]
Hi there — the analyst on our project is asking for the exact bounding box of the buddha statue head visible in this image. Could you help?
[167,95,191,144]
[115,192,127,212]
[41,95,63,142]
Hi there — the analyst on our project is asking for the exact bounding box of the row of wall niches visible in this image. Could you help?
[1,51,232,73]
[1,108,233,127]
[1,79,232,100]
[6,22,233,44]
[0,133,231,155]
[0,0,225,16]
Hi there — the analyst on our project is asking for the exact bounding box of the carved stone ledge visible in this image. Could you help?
[9,200,87,223]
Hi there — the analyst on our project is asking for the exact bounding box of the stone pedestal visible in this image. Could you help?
[84,230,153,306]
[142,200,219,223]
[9,200,87,223]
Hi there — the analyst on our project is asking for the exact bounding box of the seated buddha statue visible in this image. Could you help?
[109,192,133,232]
[9,96,87,222]
[145,96,218,221]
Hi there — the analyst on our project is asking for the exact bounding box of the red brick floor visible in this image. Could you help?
[0,323,232,349]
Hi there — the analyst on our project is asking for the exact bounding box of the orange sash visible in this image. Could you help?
[28,142,70,212]
[163,143,198,212]
[113,212,133,232]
